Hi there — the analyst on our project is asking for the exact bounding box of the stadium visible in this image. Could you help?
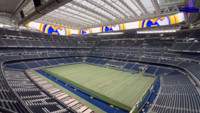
[0,0,200,113]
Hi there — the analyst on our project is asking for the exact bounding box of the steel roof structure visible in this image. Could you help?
[34,0,184,29]
[0,0,184,29]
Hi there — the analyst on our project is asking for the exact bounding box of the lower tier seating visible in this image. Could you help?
[148,71,200,113]
[4,70,73,113]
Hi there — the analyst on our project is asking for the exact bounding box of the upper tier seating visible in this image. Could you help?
[172,29,200,52]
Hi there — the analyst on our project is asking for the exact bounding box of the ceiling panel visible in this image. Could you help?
[140,0,155,14]
[0,0,23,13]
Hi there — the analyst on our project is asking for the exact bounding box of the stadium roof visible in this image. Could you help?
[0,0,184,29]
[35,0,184,29]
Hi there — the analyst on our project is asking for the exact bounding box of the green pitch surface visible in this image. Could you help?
[43,63,155,110]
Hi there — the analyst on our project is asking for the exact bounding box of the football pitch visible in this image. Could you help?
[43,63,155,110]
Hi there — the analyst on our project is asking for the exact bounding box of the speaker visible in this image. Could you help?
[33,0,41,7]
[20,10,25,19]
